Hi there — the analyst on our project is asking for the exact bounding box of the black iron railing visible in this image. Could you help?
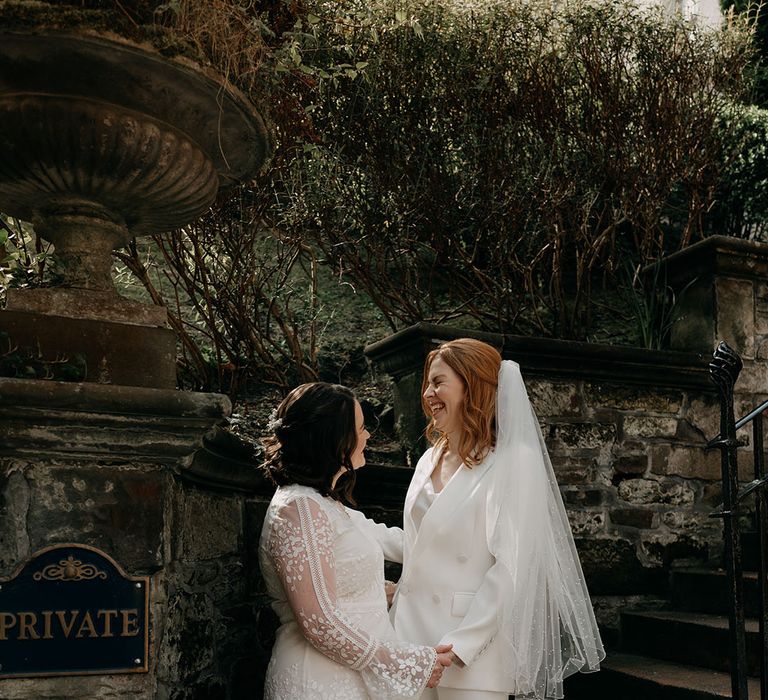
[708,340,768,699]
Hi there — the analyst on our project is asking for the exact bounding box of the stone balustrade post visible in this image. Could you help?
[663,235,768,396]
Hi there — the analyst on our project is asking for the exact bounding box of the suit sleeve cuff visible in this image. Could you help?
[438,636,473,668]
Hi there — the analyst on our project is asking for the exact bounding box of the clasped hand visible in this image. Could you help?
[427,644,454,688]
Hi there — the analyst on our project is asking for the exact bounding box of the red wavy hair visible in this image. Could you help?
[421,338,502,467]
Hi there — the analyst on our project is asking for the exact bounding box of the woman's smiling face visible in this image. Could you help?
[423,355,466,435]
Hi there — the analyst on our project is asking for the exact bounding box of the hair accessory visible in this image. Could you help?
[266,409,283,433]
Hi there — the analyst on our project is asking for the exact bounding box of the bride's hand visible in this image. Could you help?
[427,644,453,688]
[385,580,396,609]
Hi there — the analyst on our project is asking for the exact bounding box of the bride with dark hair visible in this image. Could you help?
[259,382,453,700]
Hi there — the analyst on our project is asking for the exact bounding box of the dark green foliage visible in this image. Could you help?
[278,0,755,341]
[709,104,768,239]
[0,215,55,303]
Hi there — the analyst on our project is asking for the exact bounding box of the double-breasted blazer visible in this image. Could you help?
[390,446,511,692]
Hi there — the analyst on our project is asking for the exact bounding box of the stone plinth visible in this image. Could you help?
[0,377,278,698]
[662,235,768,360]
[1,288,177,387]
[0,310,177,388]
[5,288,169,326]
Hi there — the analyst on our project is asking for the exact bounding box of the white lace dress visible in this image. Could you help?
[259,484,438,700]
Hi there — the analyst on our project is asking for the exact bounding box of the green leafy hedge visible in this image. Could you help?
[277,0,756,341]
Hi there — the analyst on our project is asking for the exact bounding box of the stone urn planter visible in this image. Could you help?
[0,29,269,388]
[0,24,274,698]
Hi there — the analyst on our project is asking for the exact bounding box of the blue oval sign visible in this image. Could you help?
[0,544,149,677]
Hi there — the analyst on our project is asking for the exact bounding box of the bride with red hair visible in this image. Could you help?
[390,338,605,699]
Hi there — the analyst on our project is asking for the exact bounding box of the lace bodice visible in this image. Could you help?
[260,484,436,699]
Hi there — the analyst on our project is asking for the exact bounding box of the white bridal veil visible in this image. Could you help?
[486,361,605,699]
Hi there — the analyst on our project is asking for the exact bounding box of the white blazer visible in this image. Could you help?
[390,447,511,693]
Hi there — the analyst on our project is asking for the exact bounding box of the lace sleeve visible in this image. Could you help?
[268,495,436,698]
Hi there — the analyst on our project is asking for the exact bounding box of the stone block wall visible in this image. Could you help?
[0,460,277,700]
[0,380,275,699]
[534,380,715,551]
[530,379,724,643]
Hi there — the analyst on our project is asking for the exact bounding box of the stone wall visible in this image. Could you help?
[0,380,275,699]
[530,378,722,644]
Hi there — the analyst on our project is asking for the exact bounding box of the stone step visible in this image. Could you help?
[622,610,762,675]
[564,652,761,700]
[672,568,766,617]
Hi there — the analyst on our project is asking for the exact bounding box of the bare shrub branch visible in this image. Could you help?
[277,0,755,339]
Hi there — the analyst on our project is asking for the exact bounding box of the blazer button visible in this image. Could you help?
[457,554,468,563]
[432,594,440,604]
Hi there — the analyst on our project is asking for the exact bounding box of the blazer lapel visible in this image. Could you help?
[407,451,497,566]
[403,450,435,553]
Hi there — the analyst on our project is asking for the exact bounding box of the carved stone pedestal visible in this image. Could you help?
[0,378,274,698]
[0,27,272,698]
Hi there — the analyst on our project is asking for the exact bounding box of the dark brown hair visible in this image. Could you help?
[261,382,359,503]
